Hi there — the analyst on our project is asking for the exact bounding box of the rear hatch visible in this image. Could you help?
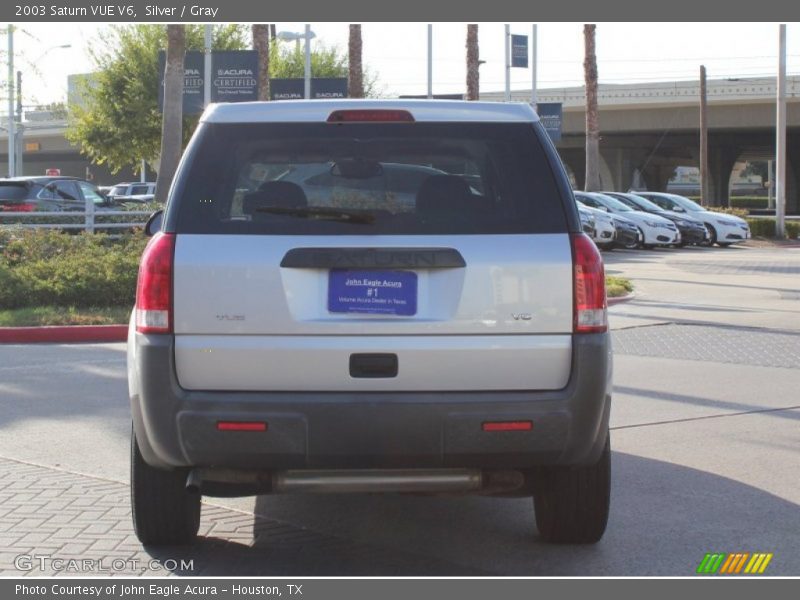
[0,181,36,211]
[168,112,576,392]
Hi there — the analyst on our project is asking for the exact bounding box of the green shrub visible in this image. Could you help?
[708,207,749,218]
[731,196,769,209]
[746,218,800,239]
[0,230,148,309]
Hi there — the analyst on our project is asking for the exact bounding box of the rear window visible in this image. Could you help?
[171,122,568,235]
[0,183,36,201]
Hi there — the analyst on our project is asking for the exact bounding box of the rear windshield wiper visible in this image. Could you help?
[254,206,375,224]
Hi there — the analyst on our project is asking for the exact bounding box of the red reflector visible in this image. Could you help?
[482,421,533,432]
[327,109,415,123]
[216,421,268,432]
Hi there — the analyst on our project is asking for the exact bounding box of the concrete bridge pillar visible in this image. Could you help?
[707,144,740,207]
[788,134,800,214]
[640,163,676,192]
[601,148,640,192]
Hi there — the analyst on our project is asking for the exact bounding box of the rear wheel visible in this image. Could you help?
[131,428,201,546]
[533,435,610,544]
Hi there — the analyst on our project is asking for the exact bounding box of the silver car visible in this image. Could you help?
[127,100,612,546]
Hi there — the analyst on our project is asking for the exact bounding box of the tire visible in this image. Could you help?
[533,434,611,544]
[705,225,717,246]
[636,228,651,249]
[621,231,640,250]
[131,428,201,546]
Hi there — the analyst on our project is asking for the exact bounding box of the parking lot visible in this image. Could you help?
[0,243,798,576]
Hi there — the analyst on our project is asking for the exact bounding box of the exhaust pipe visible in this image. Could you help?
[187,468,523,495]
[273,469,483,494]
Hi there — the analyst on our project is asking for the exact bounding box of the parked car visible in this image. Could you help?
[577,204,596,237]
[0,176,111,213]
[635,192,750,246]
[107,182,157,204]
[574,191,680,248]
[129,100,612,546]
[610,214,642,249]
[603,191,709,246]
[577,202,620,250]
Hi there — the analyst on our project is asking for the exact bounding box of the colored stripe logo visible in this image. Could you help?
[697,553,773,575]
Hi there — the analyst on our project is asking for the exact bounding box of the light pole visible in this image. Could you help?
[14,43,71,176]
[7,25,15,177]
[276,27,316,99]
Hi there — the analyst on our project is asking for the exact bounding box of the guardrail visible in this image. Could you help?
[0,205,153,233]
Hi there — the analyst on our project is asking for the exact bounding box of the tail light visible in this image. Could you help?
[1,203,35,212]
[135,232,175,334]
[572,233,607,333]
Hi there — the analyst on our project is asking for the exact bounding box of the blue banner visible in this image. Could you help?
[537,102,563,142]
[511,34,528,68]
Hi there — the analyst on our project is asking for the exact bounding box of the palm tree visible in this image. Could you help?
[156,24,185,204]
[348,24,364,98]
[252,24,271,101]
[466,24,479,101]
[583,24,601,192]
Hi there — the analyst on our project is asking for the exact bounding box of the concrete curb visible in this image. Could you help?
[0,325,127,344]
[608,292,636,306]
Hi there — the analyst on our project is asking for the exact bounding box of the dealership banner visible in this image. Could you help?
[158,50,259,114]
[270,78,349,101]
[511,34,529,68]
[537,102,563,142]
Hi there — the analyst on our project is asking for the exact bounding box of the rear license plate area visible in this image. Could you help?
[328,270,417,316]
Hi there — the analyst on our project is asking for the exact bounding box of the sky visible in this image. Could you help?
[4,22,800,111]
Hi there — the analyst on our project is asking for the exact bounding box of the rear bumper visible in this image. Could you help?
[129,333,612,471]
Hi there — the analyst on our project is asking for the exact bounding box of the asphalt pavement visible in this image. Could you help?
[0,244,798,575]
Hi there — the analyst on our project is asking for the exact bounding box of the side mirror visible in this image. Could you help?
[673,206,685,213]
[144,209,164,237]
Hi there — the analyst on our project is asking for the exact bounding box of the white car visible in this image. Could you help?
[578,203,616,249]
[575,191,680,248]
[636,192,750,247]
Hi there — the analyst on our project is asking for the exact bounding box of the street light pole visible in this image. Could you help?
[504,24,511,102]
[427,24,433,99]
[531,24,538,109]
[776,23,787,238]
[15,70,23,175]
[204,25,212,107]
[11,43,71,178]
[7,25,15,178]
[304,24,311,100]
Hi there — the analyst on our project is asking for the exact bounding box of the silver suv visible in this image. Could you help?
[128,100,612,547]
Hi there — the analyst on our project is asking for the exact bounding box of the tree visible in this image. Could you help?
[270,40,380,97]
[156,24,185,204]
[252,24,270,101]
[66,24,248,175]
[348,25,364,98]
[583,24,601,192]
[466,24,479,101]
